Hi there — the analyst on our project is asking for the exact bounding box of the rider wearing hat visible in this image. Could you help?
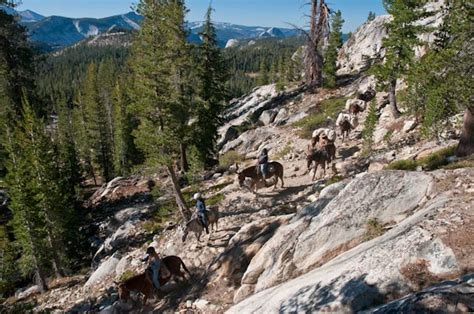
[194,193,209,234]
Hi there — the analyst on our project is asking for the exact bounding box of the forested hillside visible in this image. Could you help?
[34,34,305,106]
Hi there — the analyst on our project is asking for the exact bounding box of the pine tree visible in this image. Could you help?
[56,100,82,200]
[372,0,431,118]
[0,4,35,176]
[194,5,228,165]
[406,1,473,156]
[130,0,194,219]
[83,63,114,182]
[72,91,97,184]
[362,100,378,152]
[269,60,278,83]
[276,55,287,91]
[367,11,376,22]
[323,10,344,88]
[112,80,138,175]
[258,60,269,85]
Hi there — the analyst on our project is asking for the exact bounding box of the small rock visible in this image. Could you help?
[368,162,386,173]
[212,173,223,180]
[307,194,319,203]
[186,300,193,308]
[403,120,417,133]
[194,299,210,311]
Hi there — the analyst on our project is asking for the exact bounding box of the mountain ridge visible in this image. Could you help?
[1,6,300,50]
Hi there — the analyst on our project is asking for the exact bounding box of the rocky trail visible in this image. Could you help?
[5,9,474,314]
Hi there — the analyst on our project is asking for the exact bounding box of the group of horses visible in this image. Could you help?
[116,99,366,305]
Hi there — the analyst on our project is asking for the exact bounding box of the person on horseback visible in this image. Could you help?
[258,148,269,180]
[142,247,170,291]
[194,193,209,234]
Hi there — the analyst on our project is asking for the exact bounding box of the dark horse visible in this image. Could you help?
[117,256,191,304]
[237,161,284,193]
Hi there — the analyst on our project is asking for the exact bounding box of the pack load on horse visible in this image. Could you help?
[307,127,337,181]
[182,205,219,242]
[336,113,358,141]
[116,249,191,305]
[345,99,366,115]
[311,128,336,149]
[193,193,209,234]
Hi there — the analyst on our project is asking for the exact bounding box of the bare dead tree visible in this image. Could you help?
[305,0,330,92]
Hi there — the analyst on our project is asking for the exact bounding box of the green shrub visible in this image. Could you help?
[219,150,245,168]
[387,159,418,171]
[119,270,137,282]
[207,194,225,206]
[364,218,385,241]
[418,146,456,171]
[387,146,458,171]
[326,175,344,186]
[443,155,474,170]
[294,96,347,139]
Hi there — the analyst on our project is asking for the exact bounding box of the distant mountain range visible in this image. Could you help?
[1,6,300,50]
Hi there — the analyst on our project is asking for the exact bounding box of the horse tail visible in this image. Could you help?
[180,258,191,276]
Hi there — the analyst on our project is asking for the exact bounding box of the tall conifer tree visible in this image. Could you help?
[194,5,229,165]
[323,10,344,88]
[373,0,431,117]
[130,0,194,219]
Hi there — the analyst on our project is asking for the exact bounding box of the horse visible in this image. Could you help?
[181,206,219,242]
[306,149,330,181]
[319,135,337,163]
[237,161,284,193]
[340,119,352,142]
[117,255,191,304]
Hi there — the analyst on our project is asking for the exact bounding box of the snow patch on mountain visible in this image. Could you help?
[86,25,99,37]
[72,20,82,33]
[121,14,140,30]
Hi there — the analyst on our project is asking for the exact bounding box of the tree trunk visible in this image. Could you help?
[47,234,65,278]
[166,165,191,220]
[388,79,401,118]
[180,143,189,172]
[35,268,48,293]
[456,107,474,157]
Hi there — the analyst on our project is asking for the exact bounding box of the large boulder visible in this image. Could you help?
[227,169,474,313]
[87,177,153,208]
[337,15,390,75]
[85,254,120,289]
[259,110,278,125]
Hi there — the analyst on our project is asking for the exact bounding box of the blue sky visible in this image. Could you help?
[17,0,386,32]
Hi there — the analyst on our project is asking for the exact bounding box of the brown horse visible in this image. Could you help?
[237,161,284,193]
[117,256,191,304]
[340,120,352,142]
[306,149,330,181]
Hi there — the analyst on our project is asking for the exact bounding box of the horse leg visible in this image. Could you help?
[273,176,278,190]
[312,164,318,181]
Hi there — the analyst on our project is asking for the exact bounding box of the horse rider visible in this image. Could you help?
[194,193,210,234]
[258,148,269,180]
[142,247,170,292]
